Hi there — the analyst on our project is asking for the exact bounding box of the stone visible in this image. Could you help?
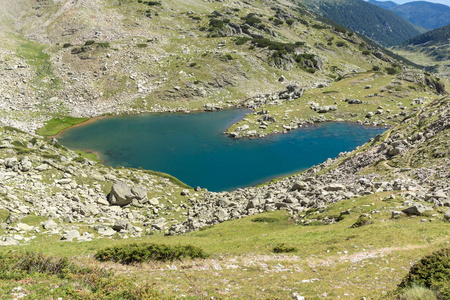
[391,211,403,219]
[181,189,190,196]
[149,198,159,206]
[4,157,18,168]
[291,181,308,191]
[108,182,134,206]
[43,219,58,230]
[98,227,116,236]
[402,205,427,216]
[113,219,131,231]
[444,210,450,221]
[97,197,110,206]
[16,223,34,232]
[61,230,80,241]
[325,183,345,191]
[131,186,147,200]
[35,164,49,171]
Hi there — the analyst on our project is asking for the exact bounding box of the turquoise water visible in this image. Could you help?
[59,109,386,191]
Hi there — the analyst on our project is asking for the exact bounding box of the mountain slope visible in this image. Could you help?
[296,0,425,47]
[391,24,450,74]
[369,0,450,30]
[367,0,399,10]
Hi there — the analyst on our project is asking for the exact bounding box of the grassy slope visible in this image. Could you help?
[2,192,450,299]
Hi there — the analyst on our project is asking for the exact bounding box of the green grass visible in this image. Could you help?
[36,117,89,136]
[73,150,101,163]
[2,192,450,298]
[142,169,192,189]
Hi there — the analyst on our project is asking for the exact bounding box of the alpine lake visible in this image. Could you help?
[59,109,387,192]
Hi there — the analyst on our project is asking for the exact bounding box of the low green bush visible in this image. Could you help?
[386,67,398,75]
[273,243,297,253]
[95,243,209,264]
[398,248,450,298]
[252,217,279,223]
[3,126,25,133]
[0,251,160,299]
[84,40,95,46]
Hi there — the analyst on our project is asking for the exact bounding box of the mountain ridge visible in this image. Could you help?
[368,0,450,30]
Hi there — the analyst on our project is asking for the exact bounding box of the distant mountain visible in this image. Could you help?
[367,0,399,10]
[392,24,450,74]
[402,24,450,46]
[368,0,450,30]
[296,0,425,47]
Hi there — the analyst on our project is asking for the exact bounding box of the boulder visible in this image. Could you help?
[43,219,58,230]
[291,181,308,191]
[16,223,33,232]
[4,157,18,168]
[402,205,427,216]
[113,219,131,231]
[325,184,345,191]
[444,210,450,221]
[131,186,147,200]
[61,230,80,241]
[108,182,134,206]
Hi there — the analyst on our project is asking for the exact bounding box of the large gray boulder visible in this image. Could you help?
[108,183,147,206]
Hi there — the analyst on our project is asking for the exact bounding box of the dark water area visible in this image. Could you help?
[59,109,386,192]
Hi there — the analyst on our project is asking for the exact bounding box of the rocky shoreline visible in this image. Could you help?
[0,96,448,245]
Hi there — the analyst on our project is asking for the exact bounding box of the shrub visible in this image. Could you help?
[372,66,380,71]
[0,251,160,298]
[398,285,437,300]
[137,43,148,48]
[95,243,209,264]
[147,1,161,5]
[335,41,345,47]
[286,19,294,26]
[63,43,72,48]
[84,40,95,46]
[273,18,284,25]
[12,140,26,148]
[242,14,262,26]
[235,37,252,45]
[398,248,450,298]
[252,217,279,223]
[96,42,110,48]
[3,126,25,133]
[209,18,224,29]
[362,50,370,55]
[386,67,397,75]
[273,243,297,253]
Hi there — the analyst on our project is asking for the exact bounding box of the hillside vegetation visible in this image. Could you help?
[296,0,425,47]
